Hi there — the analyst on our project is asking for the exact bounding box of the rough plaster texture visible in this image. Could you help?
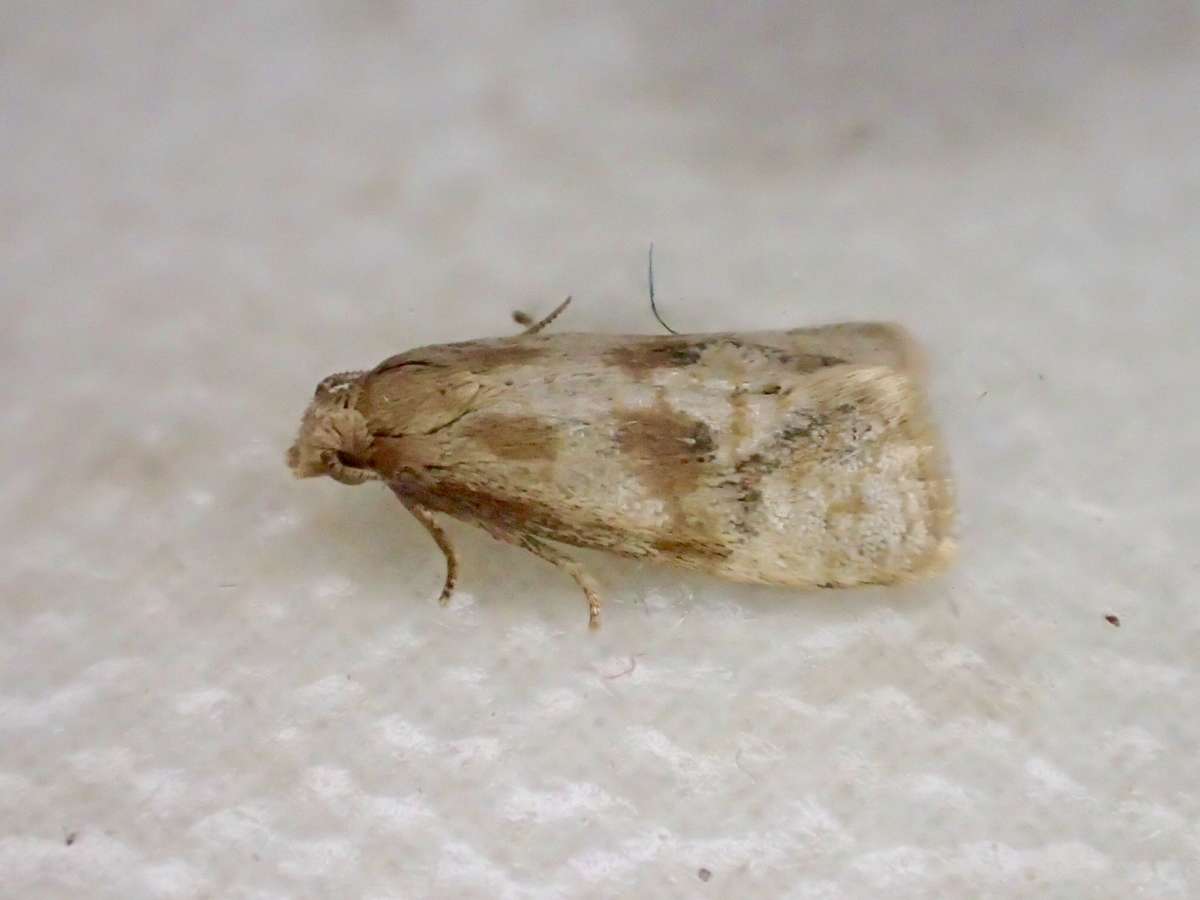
[2,2,1198,898]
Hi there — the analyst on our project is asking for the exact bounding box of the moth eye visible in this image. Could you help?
[336,451,365,469]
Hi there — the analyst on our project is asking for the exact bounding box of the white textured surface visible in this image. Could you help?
[3,3,1199,898]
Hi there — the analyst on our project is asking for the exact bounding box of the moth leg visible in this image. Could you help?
[522,535,603,628]
[482,525,602,628]
[396,495,458,606]
[512,296,572,335]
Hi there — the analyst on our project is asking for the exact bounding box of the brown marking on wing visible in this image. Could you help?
[614,399,723,547]
[604,340,709,378]
[463,414,562,461]
[615,403,716,468]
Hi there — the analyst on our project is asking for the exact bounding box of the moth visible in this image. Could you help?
[287,299,954,627]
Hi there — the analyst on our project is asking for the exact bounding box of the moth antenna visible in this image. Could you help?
[647,243,679,335]
[518,296,572,335]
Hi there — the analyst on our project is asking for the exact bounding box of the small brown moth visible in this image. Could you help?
[287,299,954,627]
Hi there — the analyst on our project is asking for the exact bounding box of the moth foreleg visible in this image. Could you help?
[395,493,458,607]
[512,296,572,335]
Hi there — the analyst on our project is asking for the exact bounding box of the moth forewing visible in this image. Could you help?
[287,305,955,627]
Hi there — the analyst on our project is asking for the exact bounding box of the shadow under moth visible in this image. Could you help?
[287,299,955,627]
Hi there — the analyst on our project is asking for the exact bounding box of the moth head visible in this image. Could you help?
[286,371,380,486]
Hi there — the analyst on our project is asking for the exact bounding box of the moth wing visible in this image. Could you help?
[755,322,925,373]
[708,362,954,587]
[362,327,952,590]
